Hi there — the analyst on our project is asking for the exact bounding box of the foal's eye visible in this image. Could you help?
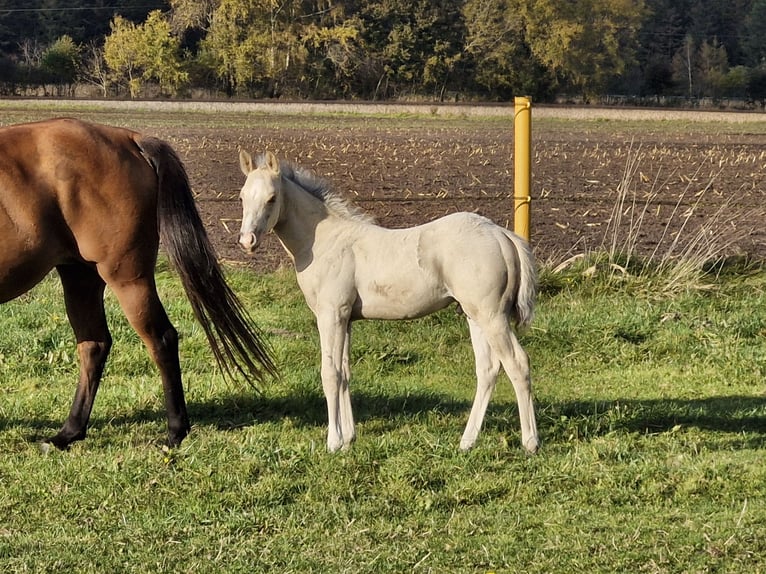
[266,196,277,205]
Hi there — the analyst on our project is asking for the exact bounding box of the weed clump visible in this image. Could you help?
[544,144,756,296]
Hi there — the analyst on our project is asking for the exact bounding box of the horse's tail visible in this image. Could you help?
[501,228,537,329]
[136,136,277,382]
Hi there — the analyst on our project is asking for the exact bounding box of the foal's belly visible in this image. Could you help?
[352,281,453,320]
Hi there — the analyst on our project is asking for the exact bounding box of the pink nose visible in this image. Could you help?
[239,232,257,252]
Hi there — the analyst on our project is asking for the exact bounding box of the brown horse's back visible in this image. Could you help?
[0,117,274,449]
[0,118,157,302]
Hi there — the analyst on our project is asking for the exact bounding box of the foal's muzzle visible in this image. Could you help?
[239,231,258,253]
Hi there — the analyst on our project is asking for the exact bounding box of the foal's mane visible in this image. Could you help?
[274,157,375,223]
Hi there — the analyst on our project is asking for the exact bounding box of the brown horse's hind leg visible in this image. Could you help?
[107,276,190,447]
[49,264,112,449]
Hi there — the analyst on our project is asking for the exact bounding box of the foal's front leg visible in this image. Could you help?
[338,322,356,446]
[316,308,352,452]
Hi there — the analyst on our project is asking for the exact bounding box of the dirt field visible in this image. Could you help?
[146,110,766,274]
[6,102,765,272]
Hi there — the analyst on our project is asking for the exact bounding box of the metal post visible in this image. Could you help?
[514,96,532,241]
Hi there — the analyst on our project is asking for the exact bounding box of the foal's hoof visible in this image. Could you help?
[523,437,541,454]
[459,439,477,451]
[327,441,344,453]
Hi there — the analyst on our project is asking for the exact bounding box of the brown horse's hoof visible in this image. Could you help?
[43,435,74,452]
[45,425,87,451]
[167,428,190,448]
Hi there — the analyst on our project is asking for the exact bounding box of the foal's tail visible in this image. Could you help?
[501,229,537,330]
[136,136,277,382]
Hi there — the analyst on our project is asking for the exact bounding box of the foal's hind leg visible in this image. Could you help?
[481,317,539,453]
[48,264,113,449]
[106,276,190,447]
[460,318,502,450]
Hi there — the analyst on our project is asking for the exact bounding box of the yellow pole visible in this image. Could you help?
[514,96,532,241]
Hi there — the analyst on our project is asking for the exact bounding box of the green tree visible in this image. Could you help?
[200,0,307,96]
[671,34,729,100]
[696,37,728,99]
[358,0,466,99]
[720,65,749,98]
[40,35,81,94]
[104,11,188,98]
[688,0,749,66]
[104,16,143,97]
[303,17,366,97]
[522,0,647,99]
[636,0,690,98]
[463,0,551,99]
[419,0,466,99]
[743,0,766,66]
[140,10,189,95]
[0,0,171,56]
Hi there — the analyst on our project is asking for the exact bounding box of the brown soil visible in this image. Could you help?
[147,115,766,273]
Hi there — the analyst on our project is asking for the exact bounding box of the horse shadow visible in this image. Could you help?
[191,391,766,441]
[5,389,766,450]
[534,395,766,449]
[183,388,473,432]
[1,387,467,444]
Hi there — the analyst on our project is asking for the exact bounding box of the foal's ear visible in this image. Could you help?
[239,149,255,176]
[264,150,280,174]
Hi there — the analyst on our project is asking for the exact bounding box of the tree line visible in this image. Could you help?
[2,0,766,104]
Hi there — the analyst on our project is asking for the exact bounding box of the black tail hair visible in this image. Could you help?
[137,136,277,382]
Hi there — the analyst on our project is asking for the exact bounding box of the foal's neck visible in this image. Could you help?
[273,178,330,260]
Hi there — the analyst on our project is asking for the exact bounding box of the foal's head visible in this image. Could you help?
[238,150,283,253]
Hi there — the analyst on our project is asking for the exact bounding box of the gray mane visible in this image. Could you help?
[273,157,375,223]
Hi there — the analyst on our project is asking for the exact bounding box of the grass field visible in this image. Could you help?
[1,104,766,572]
[1,259,765,573]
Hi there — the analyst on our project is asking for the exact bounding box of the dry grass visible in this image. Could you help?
[4,98,766,123]
[552,143,755,294]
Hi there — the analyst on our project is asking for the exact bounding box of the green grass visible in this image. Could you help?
[6,99,766,136]
[1,103,765,571]
[1,262,765,573]
[0,101,515,132]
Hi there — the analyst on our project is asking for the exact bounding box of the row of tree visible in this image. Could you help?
[3,0,766,103]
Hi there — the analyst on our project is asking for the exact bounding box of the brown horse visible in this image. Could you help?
[0,117,276,448]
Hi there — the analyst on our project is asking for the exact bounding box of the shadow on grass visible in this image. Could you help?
[1,388,468,444]
[187,391,766,437]
[184,388,472,431]
[534,396,766,448]
[5,390,766,449]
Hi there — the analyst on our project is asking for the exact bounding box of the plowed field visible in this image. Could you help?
[4,103,766,272]
[156,111,766,273]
